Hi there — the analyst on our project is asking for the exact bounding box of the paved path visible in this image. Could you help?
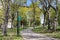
[20,27,60,40]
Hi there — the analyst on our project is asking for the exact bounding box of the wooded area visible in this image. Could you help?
[0,0,60,40]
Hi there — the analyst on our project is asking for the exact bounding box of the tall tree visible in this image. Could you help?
[39,0,49,28]
[51,0,58,31]
[2,0,10,36]
[31,0,36,27]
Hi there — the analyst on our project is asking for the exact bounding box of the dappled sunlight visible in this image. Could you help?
[0,0,60,40]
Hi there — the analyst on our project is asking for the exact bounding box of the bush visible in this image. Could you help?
[35,20,40,26]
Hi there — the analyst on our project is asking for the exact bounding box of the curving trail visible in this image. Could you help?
[20,27,60,40]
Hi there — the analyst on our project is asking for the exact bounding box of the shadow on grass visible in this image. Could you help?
[56,29,60,32]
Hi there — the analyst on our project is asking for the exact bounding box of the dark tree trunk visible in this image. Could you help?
[47,10,51,30]
[17,11,20,36]
[43,11,46,28]
[11,13,15,28]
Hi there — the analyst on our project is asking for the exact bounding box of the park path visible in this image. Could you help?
[20,27,60,40]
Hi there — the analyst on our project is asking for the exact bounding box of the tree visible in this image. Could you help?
[31,0,36,27]
[39,0,48,28]
[1,0,11,36]
[50,0,58,31]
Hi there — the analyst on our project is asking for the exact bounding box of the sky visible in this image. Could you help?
[11,0,60,7]
[26,0,32,6]
[11,0,32,6]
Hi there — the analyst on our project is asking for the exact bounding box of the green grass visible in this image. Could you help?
[0,27,25,40]
[32,26,60,39]
[0,35,23,40]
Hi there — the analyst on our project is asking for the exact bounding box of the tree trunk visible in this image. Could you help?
[43,11,46,28]
[11,13,15,28]
[17,11,20,36]
[31,0,35,27]
[3,0,10,36]
[47,10,51,30]
[52,7,58,32]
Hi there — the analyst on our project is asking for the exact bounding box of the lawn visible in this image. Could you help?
[32,26,60,39]
[0,35,23,40]
[0,27,26,40]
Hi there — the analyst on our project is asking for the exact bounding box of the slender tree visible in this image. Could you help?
[31,0,36,27]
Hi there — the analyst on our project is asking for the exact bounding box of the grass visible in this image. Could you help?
[32,26,60,39]
[0,35,23,40]
[0,27,26,40]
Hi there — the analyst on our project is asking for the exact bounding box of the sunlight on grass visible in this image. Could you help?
[0,27,24,40]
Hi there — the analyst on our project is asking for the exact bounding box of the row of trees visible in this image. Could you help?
[39,0,58,32]
[0,0,60,36]
[0,0,28,36]
[29,0,59,32]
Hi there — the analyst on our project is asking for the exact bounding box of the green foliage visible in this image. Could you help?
[11,4,19,13]
[0,35,23,40]
[50,8,55,19]
[33,26,47,33]
[58,4,60,25]
[0,27,23,40]
[0,27,25,40]
[0,9,4,24]
[35,20,40,25]
[13,19,17,27]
